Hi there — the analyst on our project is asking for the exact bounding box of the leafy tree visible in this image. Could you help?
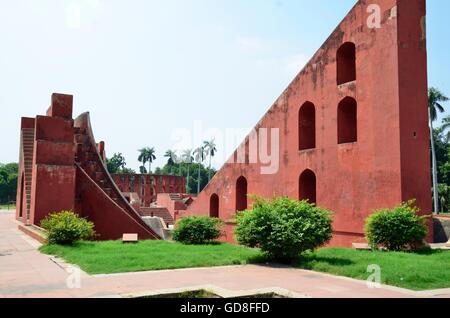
[106,153,126,174]
[0,170,8,184]
[0,163,18,175]
[441,116,450,142]
[429,88,448,122]
[365,201,427,251]
[437,184,450,213]
[106,153,135,174]
[235,196,333,261]
[41,211,95,245]
[164,149,178,166]
[182,149,194,193]
[154,162,215,194]
[173,216,223,245]
[429,87,449,212]
[120,167,136,174]
[139,165,148,174]
[0,163,18,204]
[138,147,156,174]
[193,146,206,194]
[203,139,217,182]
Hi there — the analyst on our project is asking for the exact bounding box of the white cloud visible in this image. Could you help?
[89,0,104,10]
[66,3,81,30]
[252,53,309,78]
[286,53,308,76]
[65,0,104,30]
[236,36,266,52]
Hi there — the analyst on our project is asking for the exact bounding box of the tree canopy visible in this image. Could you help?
[0,163,18,204]
[106,153,135,174]
[154,162,216,194]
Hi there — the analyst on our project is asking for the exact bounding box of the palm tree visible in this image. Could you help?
[182,149,194,193]
[193,146,206,194]
[440,116,450,142]
[165,150,177,166]
[203,139,217,181]
[429,87,449,213]
[139,165,147,174]
[138,147,156,174]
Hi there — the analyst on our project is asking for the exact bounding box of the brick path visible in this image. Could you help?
[1,211,449,298]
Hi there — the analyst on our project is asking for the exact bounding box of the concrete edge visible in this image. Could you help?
[92,264,251,278]
[118,285,310,299]
[285,267,420,296]
[93,263,450,297]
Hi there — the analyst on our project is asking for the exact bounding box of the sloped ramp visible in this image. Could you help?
[74,112,160,240]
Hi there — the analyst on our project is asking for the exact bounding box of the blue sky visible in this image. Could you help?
[0,0,449,170]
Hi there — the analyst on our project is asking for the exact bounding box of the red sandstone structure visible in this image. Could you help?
[16,0,433,246]
[182,0,433,246]
[112,174,185,207]
[15,95,186,239]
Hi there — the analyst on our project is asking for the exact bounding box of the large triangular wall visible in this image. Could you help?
[184,0,432,246]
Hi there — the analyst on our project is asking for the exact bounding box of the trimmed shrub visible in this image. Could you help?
[173,216,223,245]
[235,196,333,261]
[365,201,428,251]
[41,211,95,245]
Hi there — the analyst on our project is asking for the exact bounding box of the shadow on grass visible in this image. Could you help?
[414,247,444,256]
[243,251,355,269]
[294,253,355,269]
[246,254,271,264]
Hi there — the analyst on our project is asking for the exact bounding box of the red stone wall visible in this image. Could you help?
[184,0,432,247]
[16,94,160,240]
[76,168,157,240]
[30,98,76,227]
[112,174,186,207]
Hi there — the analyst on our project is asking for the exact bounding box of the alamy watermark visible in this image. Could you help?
[367,4,382,29]
[367,264,382,289]
[66,265,82,289]
[170,121,280,175]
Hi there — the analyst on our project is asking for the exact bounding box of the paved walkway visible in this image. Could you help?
[1,211,450,298]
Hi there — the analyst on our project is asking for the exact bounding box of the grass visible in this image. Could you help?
[295,248,450,291]
[39,241,450,291]
[0,204,15,211]
[39,240,266,275]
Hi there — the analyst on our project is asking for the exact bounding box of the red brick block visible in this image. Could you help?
[47,93,73,119]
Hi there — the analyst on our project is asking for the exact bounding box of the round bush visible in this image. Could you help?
[365,201,428,251]
[173,216,223,244]
[40,211,95,245]
[235,197,333,261]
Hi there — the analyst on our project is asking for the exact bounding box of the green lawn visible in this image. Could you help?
[39,240,266,275]
[0,204,15,211]
[295,248,450,291]
[39,242,450,291]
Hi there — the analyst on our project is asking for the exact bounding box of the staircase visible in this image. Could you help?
[21,128,35,221]
[139,207,175,226]
[169,193,183,201]
[74,127,123,207]
[73,119,160,240]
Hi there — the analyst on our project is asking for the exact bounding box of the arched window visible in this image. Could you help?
[338,97,358,144]
[210,194,219,218]
[236,176,248,212]
[299,169,316,204]
[337,42,356,85]
[299,102,316,150]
